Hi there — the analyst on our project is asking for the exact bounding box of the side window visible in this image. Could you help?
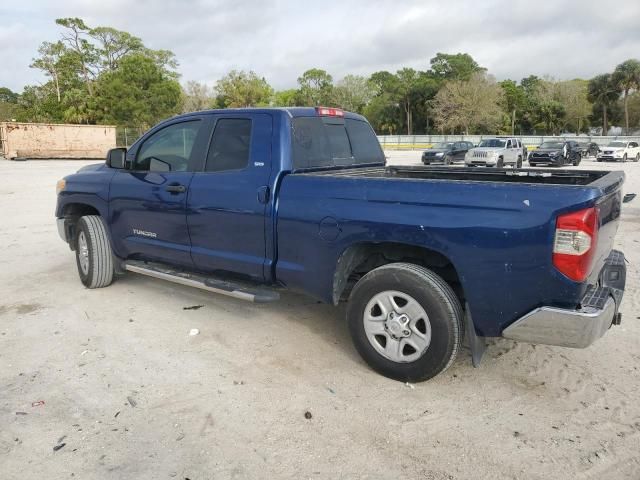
[630,142,638,148]
[136,121,201,172]
[205,119,252,172]
[505,139,512,148]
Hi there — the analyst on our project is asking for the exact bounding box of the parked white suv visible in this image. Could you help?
[465,138,523,168]
[597,141,640,162]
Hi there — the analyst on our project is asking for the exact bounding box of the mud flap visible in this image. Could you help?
[465,303,486,367]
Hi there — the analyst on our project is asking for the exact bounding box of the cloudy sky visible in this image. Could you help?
[1,0,640,92]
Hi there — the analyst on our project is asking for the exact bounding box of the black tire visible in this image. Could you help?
[496,157,504,168]
[623,154,628,162]
[572,155,581,166]
[516,156,523,168]
[346,263,463,382]
[75,215,114,289]
[635,153,639,162]
[443,155,452,166]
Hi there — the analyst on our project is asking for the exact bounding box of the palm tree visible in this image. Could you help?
[587,74,620,135]
[613,59,640,134]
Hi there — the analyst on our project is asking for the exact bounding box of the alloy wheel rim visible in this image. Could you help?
[78,231,89,275]
[363,290,432,363]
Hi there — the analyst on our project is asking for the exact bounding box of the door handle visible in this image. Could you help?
[165,183,186,194]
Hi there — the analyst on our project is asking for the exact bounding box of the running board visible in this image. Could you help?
[124,260,280,303]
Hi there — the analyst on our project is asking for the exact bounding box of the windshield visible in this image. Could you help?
[478,139,505,148]
[608,141,626,147]
[540,142,563,149]
[430,142,454,149]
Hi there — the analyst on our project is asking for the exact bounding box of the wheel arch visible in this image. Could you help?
[59,202,103,250]
[332,242,465,307]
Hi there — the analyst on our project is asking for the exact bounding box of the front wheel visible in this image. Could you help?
[623,154,628,162]
[75,215,114,288]
[346,263,463,382]
[635,153,639,162]
[572,156,581,166]
[516,156,523,168]
[496,157,504,168]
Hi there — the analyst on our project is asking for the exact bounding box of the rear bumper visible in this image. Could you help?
[503,250,625,348]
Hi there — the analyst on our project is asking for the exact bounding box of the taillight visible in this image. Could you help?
[553,206,599,282]
[316,106,344,117]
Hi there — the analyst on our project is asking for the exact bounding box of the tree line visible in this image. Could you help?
[1,18,639,136]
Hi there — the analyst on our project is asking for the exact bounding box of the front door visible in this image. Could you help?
[108,117,210,267]
[187,113,273,281]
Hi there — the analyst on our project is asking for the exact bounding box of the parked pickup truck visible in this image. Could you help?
[56,107,627,382]
[464,137,523,168]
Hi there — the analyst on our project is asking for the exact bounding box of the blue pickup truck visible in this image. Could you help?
[55,107,627,382]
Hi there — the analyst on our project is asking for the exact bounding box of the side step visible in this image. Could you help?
[124,260,280,303]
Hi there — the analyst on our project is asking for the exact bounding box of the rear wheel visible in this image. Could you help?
[75,215,114,289]
[346,263,463,382]
[635,153,639,162]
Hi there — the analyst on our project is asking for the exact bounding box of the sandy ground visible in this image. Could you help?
[1,154,639,480]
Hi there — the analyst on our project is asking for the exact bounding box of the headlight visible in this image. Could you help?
[56,179,66,195]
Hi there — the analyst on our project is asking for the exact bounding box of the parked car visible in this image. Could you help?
[577,141,600,158]
[597,141,640,162]
[528,140,581,167]
[422,141,473,165]
[464,138,523,168]
[55,107,626,382]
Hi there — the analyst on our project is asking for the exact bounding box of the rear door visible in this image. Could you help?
[108,117,210,267]
[187,113,273,281]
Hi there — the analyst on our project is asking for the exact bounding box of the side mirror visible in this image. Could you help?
[106,148,127,169]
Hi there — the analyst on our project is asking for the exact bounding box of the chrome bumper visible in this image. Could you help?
[503,250,625,348]
[57,218,68,242]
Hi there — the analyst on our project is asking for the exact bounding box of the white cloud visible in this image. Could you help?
[1,0,639,92]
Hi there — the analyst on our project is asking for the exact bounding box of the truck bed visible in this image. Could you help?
[300,165,618,187]
[278,164,624,337]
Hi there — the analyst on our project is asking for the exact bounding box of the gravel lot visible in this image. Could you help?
[1,154,639,479]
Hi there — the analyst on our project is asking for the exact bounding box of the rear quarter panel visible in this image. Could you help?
[276,174,610,336]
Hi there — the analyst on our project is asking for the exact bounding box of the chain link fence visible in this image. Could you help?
[116,126,146,148]
[377,134,640,150]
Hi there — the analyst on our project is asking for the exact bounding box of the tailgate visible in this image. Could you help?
[589,172,625,284]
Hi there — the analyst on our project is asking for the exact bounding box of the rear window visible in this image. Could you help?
[292,117,384,169]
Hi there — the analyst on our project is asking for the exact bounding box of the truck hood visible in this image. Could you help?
[77,162,107,173]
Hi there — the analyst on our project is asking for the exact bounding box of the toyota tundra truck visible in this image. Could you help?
[55,107,627,382]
